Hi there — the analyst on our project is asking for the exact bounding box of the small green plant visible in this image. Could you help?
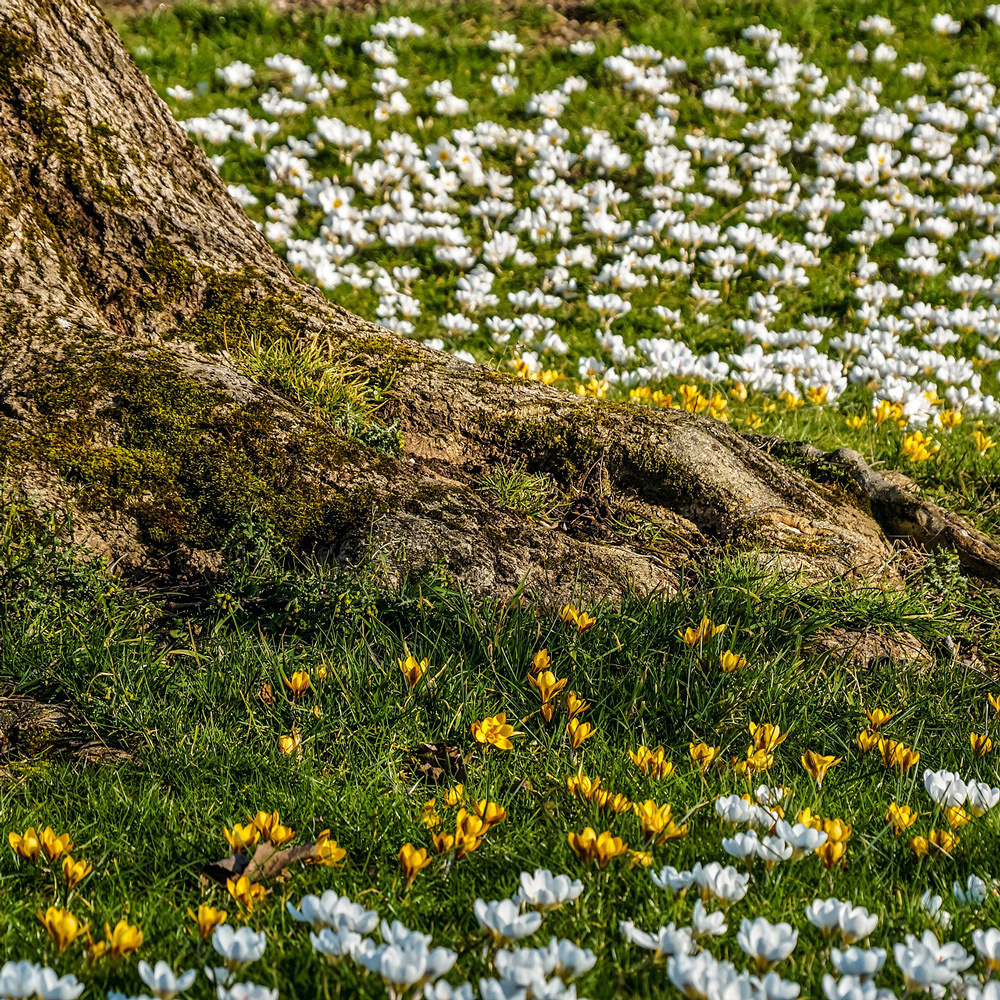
[474,462,566,521]
[240,335,403,455]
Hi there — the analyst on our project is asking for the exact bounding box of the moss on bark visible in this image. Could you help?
[2,346,377,552]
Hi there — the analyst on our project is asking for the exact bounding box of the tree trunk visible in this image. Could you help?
[1,0,998,601]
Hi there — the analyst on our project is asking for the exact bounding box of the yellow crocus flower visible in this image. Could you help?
[567,773,601,801]
[567,827,628,868]
[800,750,842,788]
[188,904,227,940]
[749,722,788,752]
[223,823,259,854]
[283,671,311,698]
[975,429,995,455]
[472,800,506,830]
[865,708,894,729]
[629,745,675,779]
[397,655,429,689]
[38,907,85,952]
[102,918,143,959]
[531,649,550,675]
[567,718,595,750]
[9,828,42,862]
[471,713,516,750]
[565,691,590,720]
[312,829,346,867]
[61,856,92,889]
[38,828,73,862]
[398,843,433,890]
[720,650,749,673]
[688,742,721,772]
[227,874,268,912]
[887,803,918,835]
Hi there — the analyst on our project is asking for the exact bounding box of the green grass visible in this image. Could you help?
[1,507,999,997]
[8,1,1000,996]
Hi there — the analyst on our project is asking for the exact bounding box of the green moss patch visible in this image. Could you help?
[7,346,372,552]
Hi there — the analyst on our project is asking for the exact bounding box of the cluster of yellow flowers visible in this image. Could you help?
[798,809,853,869]
[528,647,595,750]
[628,383,729,421]
[678,615,727,647]
[36,907,141,959]
[855,710,920,772]
[602,378,998,465]
[630,745,675,779]
[731,722,788,776]
[400,787,507,889]
[901,430,940,463]
[970,692,1000,756]
[9,826,92,889]
[222,811,345,910]
[512,358,560,384]
[565,768,687,870]
[908,828,961,860]
[677,617,751,675]
[567,828,629,868]
[558,604,597,633]
[575,377,610,399]
[274,663,332,755]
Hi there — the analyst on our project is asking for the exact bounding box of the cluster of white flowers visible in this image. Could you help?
[924,768,1000,815]
[617,883,1000,1000]
[168,9,1000,425]
[283,871,592,999]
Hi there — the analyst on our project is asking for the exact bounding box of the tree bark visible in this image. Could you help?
[1,0,998,601]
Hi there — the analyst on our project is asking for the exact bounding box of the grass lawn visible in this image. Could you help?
[1,507,998,998]
[5,0,1000,997]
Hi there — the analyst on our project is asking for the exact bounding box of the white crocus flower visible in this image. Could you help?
[696,862,751,904]
[757,971,801,1000]
[651,866,696,893]
[806,899,846,937]
[822,974,877,1000]
[968,986,1000,1000]
[620,920,693,960]
[692,899,728,939]
[543,938,597,980]
[474,899,542,943]
[775,820,828,860]
[211,926,267,968]
[0,963,41,1000]
[310,927,362,961]
[355,941,456,994]
[216,985,277,1000]
[737,917,798,970]
[923,769,969,808]
[758,835,793,868]
[137,963,197,1000]
[831,947,886,980]
[723,830,760,865]
[973,928,1000,971]
[424,984,474,1000]
[715,795,755,824]
[838,905,879,945]
[286,891,378,932]
[966,781,1000,816]
[919,891,952,929]
[954,874,992,906]
[34,971,85,1000]
[515,870,583,911]
[893,930,972,992]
